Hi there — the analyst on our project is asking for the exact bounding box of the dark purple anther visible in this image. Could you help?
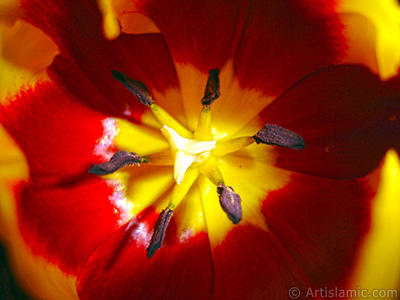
[147,208,174,259]
[217,184,242,224]
[253,124,305,150]
[112,70,154,107]
[201,69,220,106]
[88,151,142,175]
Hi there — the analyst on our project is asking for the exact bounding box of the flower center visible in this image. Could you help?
[88,69,305,258]
[160,125,215,185]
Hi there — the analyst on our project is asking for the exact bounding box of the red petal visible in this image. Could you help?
[138,0,346,95]
[255,65,400,179]
[20,0,180,121]
[77,208,214,300]
[0,82,110,185]
[212,174,372,299]
[17,178,125,275]
[263,174,372,288]
[212,226,307,300]
[232,0,346,96]
[1,83,130,274]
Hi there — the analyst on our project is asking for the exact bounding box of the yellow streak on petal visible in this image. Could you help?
[0,19,57,102]
[340,13,379,75]
[0,56,49,103]
[110,0,160,35]
[337,0,400,79]
[173,64,207,132]
[0,124,29,236]
[1,224,79,300]
[0,125,28,185]
[175,60,275,136]
[1,20,59,73]
[97,0,121,40]
[351,150,400,299]
[0,125,77,299]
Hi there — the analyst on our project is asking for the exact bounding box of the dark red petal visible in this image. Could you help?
[138,0,345,95]
[77,208,214,300]
[256,64,400,179]
[263,174,372,288]
[20,0,181,121]
[212,226,308,300]
[212,174,372,300]
[16,178,125,275]
[233,0,346,96]
[0,82,110,185]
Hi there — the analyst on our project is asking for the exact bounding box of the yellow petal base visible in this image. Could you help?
[350,150,400,299]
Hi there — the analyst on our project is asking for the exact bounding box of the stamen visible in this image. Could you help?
[146,207,174,259]
[213,136,255,157]
[143,150,174,165]
[217,184,242,224]
[112,70,192,138]
[111,71,154,107]
[253,124,306,150]
[88,151,141,175]
[147,168,198,258]
[150,104,193,139]
[200,157,242,224]
[201,69,220,106]
[195,69,221,140]
[104,68,306,259]
[194,106,212,140]
[200,156,224,186]
[168,168,198,210]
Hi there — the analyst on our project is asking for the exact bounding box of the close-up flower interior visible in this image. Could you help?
[0,0,400,299]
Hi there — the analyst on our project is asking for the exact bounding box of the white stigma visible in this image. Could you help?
[161,125,216,184]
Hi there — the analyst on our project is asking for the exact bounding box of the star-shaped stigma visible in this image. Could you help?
[88,69,305,258]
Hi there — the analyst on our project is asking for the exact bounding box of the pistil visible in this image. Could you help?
[161,125,215,184]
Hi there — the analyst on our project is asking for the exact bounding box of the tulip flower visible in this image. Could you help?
[0,0,400,299]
